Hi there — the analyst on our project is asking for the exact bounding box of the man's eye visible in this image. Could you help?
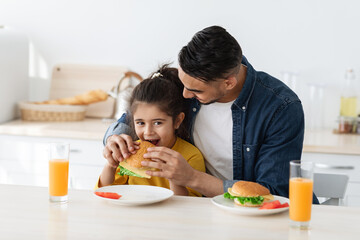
[154,121,162,126]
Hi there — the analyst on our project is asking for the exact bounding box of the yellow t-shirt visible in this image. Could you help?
[98,137,205,197]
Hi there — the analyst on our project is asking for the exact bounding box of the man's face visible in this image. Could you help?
[178,68,226,105]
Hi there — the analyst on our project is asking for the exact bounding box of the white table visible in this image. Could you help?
[0,184,359,239]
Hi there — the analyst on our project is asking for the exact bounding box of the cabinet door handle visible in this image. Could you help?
[70,149,81,153]
[315,163,355,170]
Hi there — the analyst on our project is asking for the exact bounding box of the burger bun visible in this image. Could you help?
[231,181,270,197]
[119,141,156,178]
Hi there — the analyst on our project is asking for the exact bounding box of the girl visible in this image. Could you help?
[98,64,205,196]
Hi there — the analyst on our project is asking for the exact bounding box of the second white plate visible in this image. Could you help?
[94,185,174,206]
[211,194,289,216]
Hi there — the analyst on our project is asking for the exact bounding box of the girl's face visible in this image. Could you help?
[133,102,184,148]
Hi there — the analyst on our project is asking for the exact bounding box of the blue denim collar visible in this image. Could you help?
[232,56,256,112]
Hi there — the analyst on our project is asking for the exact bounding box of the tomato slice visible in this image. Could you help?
[259,200,281,209]
[95,192,122,199]
[103,192,122,199]
[95,192,105,197]
[278,202,289,208]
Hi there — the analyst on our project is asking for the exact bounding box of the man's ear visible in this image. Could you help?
[224,76,237,90]
[175,112,185,129]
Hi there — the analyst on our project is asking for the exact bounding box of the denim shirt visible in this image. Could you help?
[103,56,318,203]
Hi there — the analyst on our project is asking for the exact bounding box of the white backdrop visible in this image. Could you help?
[1,0,360,128]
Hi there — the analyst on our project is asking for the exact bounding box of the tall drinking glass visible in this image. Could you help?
[289,160,314,229]
[49,143,70,202]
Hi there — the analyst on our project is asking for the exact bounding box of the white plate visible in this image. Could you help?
[94,185,174,206]
[211,195,289,216]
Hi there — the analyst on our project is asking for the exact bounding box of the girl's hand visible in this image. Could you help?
[103,134,140,168]
[142,147,196,187]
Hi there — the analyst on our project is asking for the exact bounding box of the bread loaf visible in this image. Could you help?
[36,89,108,105]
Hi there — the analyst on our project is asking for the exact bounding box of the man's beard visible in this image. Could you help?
[200,92,226,105]
[201,98,221,105]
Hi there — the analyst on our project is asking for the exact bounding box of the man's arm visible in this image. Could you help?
[254,101,318,203]
[186,171,225,197]
[103,113,131,145]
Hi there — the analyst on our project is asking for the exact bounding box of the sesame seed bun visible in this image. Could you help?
[231,181,270,197]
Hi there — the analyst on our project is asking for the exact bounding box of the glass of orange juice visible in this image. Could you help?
[289,160,313,229]
[49,143,70,202]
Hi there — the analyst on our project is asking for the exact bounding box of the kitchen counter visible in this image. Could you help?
[1,184,359,239]
[303,129,360,155]
[0,118,112,141]
[0,119,359,155]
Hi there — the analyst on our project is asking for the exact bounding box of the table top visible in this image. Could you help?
[1,184,359,240]
[1,119,360,155]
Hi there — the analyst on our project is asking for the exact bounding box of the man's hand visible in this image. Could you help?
[103,134,140,168]
[142,146,224,197]
[142,147,196,187]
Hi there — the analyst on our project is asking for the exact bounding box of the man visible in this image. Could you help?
[103,26,318,203]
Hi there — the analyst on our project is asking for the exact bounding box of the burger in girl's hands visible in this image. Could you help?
[224,181,274,207]
[118,140,157,179]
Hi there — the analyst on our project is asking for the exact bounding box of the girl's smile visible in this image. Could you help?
[133,102,183,149]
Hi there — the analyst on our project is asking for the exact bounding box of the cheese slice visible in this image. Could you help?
[120,161,151,179]
[228,187,237,196]
[262,194,274,201]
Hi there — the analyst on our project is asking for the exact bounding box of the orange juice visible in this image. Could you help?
[49,159,69,196]
[289,177,313,222]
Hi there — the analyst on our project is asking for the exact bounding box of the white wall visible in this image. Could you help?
[1,0,360,128]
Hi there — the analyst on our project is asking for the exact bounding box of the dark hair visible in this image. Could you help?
[178,25,242,82]
[128,64,191,141]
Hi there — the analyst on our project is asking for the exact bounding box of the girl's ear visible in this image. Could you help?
[174,112,185,129]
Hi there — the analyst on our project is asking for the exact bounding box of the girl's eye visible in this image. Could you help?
[135,122,144,126]
[154,121,162,126]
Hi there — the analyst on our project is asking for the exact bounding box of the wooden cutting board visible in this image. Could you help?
[49,64,129,118]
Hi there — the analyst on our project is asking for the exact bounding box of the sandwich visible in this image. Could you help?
[118,141,156,179]
[224,181,274,207]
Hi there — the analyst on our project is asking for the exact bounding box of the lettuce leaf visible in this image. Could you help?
[224,192,264,205]
[118,166,145,178]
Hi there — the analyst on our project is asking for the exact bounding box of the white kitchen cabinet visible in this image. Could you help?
[302,152,360,207]
[0,134,106,190]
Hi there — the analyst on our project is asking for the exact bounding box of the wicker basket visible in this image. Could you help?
[18,102,87,121]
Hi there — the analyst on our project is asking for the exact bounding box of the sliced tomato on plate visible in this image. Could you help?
[259,200,289,210]
[259,200,281,209]
[95,192,105,197]
[278,202,289,208]
[95,192,122,199]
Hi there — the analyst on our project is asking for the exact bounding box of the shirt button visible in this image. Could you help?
[246,147,250,152]
[193,108,197,112]
[242,106,246,110]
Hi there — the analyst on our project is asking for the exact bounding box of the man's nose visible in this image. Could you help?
[183,88,194,99]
